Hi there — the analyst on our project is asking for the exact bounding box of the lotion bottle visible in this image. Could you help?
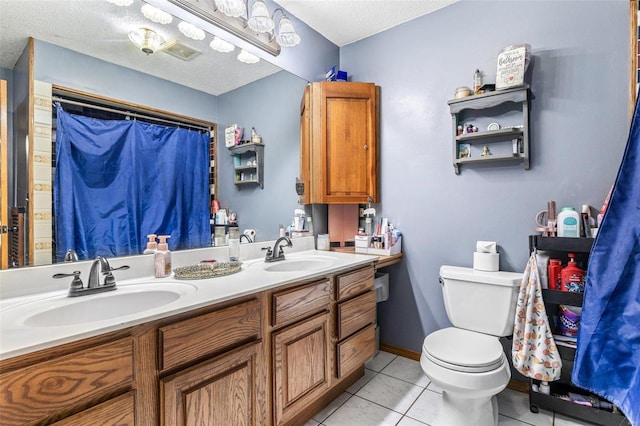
[143,234,157,254]
[557,207,580,238]
[154,235,172,278]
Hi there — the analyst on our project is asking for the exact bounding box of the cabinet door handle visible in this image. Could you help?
[363,144,368,150]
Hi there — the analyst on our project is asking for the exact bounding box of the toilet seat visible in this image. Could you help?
[422,327,504,373]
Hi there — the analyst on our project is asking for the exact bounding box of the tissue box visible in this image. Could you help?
[355,236,402,256]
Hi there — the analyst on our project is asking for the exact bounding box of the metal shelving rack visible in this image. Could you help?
[527,236,631,425]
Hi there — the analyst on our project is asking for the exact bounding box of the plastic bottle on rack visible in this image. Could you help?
[561,253,585,293]
[557,207,580,238]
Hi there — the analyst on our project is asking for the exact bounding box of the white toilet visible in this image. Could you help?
[420,265,522,426]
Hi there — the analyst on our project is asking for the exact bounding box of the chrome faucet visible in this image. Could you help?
[53,256,129,297]
[239,234,253,243]
[263,237,293,263]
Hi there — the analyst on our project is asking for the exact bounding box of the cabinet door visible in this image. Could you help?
[51,392,135,426]
[273,312,330,426]
[309,82,378,204]
[161,341,265,426]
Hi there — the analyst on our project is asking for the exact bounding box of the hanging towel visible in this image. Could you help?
[572,97,640,425]
[512,251,562,381]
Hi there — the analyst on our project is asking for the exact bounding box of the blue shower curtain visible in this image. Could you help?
[54,104,210,261]
[572,97,640,425]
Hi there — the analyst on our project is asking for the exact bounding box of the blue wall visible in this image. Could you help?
[216,71,308,241]
[340,1,630,351]
[33,40,218,122]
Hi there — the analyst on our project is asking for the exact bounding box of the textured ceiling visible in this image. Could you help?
[0,0,456,95]
[274,0,458,47]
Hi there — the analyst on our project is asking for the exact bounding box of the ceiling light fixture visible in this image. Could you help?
[106,0,134,6]
[128,28,167,55]
[160,0,301,56]
[237,49,259,64]
[141,4,173,24]
[210,36,235,53]
[178,21,206,40]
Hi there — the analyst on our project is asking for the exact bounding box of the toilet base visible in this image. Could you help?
[439,391,499,426]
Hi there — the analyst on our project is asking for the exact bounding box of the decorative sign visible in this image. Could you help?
[225,125,237,148]
[496,45,527,90]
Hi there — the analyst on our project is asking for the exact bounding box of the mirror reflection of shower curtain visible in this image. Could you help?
[54,104,209,261]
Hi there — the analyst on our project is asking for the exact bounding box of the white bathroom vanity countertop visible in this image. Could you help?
[0,240,376,360]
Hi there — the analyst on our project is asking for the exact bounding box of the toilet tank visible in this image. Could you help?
[440,265,522,337]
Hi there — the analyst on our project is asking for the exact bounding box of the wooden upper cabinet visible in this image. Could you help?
[300,82,379,204]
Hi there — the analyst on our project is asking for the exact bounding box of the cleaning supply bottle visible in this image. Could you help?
[143,234,158,254]
[557,207,580,238]
[561,253,585,292]
[548,259,562,290]
[154,235,172,278]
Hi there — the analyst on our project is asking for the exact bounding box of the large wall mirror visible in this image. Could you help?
[0,0,308,270]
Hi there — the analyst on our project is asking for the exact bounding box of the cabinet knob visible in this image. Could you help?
[363,145,368,151]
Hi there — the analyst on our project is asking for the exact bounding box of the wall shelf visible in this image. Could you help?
[228,142,264,189]
[448,85,530,174]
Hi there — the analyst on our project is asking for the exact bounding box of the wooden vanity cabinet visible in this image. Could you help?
[300,82,379,204]
[159,297,267,426]
[0,336,135,425]
[335,267,376,379]
[0,263,378,426]
[271,279,332,426]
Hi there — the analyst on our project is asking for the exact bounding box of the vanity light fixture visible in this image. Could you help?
[237,49,260,64]
[128,27,167,55]
[160,0,301,56]
[107,0,134,6]
[214,0,246,18]
[247,0,274,33]
[141,4,173,24]
[210,36,235,53]
[178,21,206,40]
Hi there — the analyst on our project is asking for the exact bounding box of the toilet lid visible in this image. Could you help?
[423,328,505,373]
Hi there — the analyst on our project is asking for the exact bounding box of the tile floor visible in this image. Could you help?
[304,351,592,426]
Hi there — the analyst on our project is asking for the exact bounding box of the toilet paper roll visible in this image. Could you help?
[476,241,497,254]
[474,252,500,271]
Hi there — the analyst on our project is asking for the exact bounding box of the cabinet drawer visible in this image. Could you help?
[160,298,261,371]
[336,324,376,379]
[336,266,374,302]
[0,338,133,426]
[51,391,135,426]
[272,279,330,328]
[337,290,376,340]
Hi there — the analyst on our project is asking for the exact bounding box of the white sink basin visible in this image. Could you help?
[248,255,337,273]
[10,282,196,328]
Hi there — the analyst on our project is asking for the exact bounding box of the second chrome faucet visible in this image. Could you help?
[263,237,293,263]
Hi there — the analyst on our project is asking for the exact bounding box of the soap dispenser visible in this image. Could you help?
[143,234,158,254]
[154,235,172,278]
[561,253,585,293]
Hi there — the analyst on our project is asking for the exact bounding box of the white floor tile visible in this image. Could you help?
[553,413,595,426]
[380,356,430,388]
[323,395,403,426]
[312,392,351,423]
[405,389,442,425]
[346,368,377,394]
[303,419,320,426]
[396,415,428,425]
[426,381,442,394]
[497,388,553,426]
[365,350,397,372]
[356,373,424,414]
[498,414,536,425]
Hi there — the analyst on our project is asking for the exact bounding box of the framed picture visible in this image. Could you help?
[458,143,471,159]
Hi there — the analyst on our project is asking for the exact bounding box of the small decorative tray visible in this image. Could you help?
[173,261,242,280]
